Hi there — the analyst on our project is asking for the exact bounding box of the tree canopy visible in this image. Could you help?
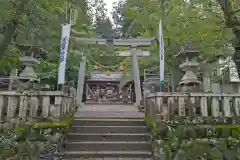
[112,0,239,72]
[0,0,93,85]
[0,0,240,83]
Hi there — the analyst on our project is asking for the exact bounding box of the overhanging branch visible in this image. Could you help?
[0,0,33,56]
[165,6,173,17]
[231,8,240,15]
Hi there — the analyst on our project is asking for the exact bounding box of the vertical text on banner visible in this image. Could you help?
[159,20,165,82]
[58,23,71,84]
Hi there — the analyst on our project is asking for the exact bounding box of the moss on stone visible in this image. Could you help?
[32,119,72,129]
[0,150,15,157]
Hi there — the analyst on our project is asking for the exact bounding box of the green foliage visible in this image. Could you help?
[0,0,238,81]
[111,0,236,73]
[0,43,20,73]
[35,0,96,85]
[0,118,72,158]
[0,129,16,157]
[147,118,240,159]
[0,0,94,85]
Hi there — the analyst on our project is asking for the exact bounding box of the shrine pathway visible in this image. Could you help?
[66,104,151,160]
[75,103,145,118]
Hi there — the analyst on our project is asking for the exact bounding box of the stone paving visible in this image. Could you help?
[75,104,145,118]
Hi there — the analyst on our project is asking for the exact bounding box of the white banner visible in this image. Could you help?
[159,20,165,82]
[58,23,71,84]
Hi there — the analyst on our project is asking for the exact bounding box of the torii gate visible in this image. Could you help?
[72,37,153,108]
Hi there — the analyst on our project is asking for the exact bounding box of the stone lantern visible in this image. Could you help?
[19,51,39,80]
[8,45,47,90]
[175,41,202,92]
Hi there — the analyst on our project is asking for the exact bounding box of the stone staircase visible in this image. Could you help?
[63,118,152,159]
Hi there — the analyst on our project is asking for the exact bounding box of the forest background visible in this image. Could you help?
[0,0,239,87]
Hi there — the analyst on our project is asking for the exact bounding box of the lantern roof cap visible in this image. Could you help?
[175,41,201,59]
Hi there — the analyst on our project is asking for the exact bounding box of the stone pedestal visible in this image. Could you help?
[19,56,39,80]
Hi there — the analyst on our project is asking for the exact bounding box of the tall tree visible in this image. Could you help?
[38,0,94,84]
[88,0,107,24]
[112,0,234,73]
[216,0,240,72]
[0,0,34,55]
[0,0,93,85]
[95,18,114,38]
[112,0,143,38]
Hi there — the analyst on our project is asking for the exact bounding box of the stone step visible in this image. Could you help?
[65,158,152,160]
[71,126,148,133]
[62,151,152,159]
[138,106,145,113]
[65,141,151,151]
[72,118,146,126]
[84,101,134,105]
[67,133,150,142]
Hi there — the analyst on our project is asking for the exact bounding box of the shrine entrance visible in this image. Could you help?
[85,81,119,102]
[84,71,133,104]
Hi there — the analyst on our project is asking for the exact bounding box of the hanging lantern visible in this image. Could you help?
[119,62,124,71]
[105,70,111,76]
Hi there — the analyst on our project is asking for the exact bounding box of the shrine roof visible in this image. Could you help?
[85,80,120,83]
[88,72,131,82]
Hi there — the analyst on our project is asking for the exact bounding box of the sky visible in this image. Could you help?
[104,0,119,18]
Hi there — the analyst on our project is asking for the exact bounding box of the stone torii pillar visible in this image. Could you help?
[117,50,151,107]
[72,37,153,107]
[76,51,86,107]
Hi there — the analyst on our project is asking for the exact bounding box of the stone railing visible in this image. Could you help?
[0,90,76,159]
[146,92,240,159]
[146,92,240,121]
[0,91,75,121]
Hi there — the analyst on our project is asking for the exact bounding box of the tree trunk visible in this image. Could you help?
[217,0,240,73]
[0,0,32,56]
